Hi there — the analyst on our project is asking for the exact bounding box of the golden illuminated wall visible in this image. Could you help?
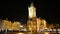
[12,21,20,30]
[27,17,47,31]
[36,18,47,31]
[40,19,46,30]
[28,3,36,18]
[0,20,21,30]
[37,18,41,31]
[27,17,37,31]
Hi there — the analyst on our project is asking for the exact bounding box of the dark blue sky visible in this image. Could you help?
[0,0,58,24]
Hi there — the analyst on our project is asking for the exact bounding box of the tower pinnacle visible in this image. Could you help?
[30,2,34,7]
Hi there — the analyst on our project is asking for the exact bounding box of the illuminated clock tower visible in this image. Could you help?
[28,3,36,19]
[27,2,47,32]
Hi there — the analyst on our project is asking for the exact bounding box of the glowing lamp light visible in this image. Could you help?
[20,26,23,27]
[45,27,47,29]
[45,32,49,34]
[18,33,24,34]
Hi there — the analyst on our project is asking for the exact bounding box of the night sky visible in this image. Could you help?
[0,0,58,24]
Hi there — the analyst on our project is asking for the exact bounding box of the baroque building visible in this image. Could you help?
[0,19,21,30]
[27,3,47,32]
